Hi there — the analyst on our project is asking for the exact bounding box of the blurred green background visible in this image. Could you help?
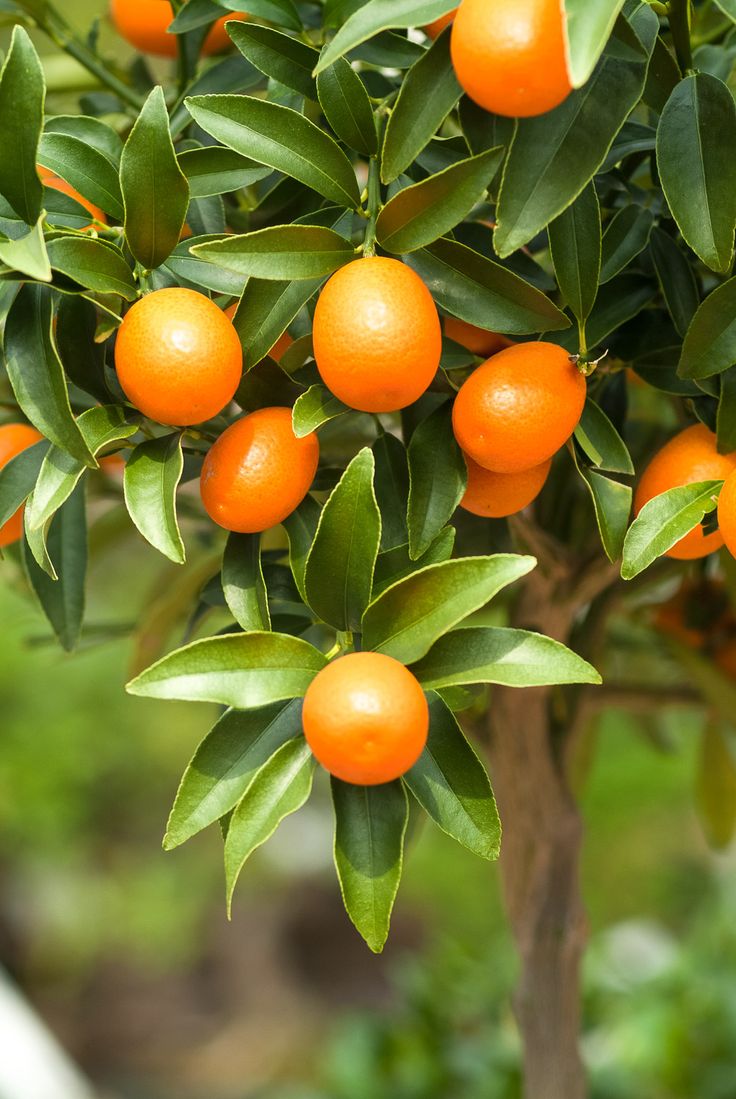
[1,3,736,1097]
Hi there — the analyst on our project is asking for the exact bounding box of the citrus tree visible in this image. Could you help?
[1,0,735,1096]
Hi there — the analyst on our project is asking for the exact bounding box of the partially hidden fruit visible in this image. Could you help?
[450,0,572,118]
[200,406,318,533]
[461,453,551,518]
[0,423,43,548]
[224,304,293,362]
[110,0,247,57]
[115,288,242,426]
[444,316,512,358]
[38,165,106,228]
[302,652,429,786]
[654,579,732,651]
[718,469,736,559]
[424,9,457,37]
[635,424,736,561]
[312,257,441,413]
[452,341,586,473]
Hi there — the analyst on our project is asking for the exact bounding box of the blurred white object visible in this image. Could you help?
[0,969,95,1099]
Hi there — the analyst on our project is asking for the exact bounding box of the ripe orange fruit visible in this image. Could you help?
[424,10,456,37]
[0,423,43,548]
[450,0,573,118]
[452,341,586,473]
[110,0,247,57]
[38,165,106,229]
[224,305,293,361]
[200,406,319,533]
[302,652,429,785]
[444,316,512,358]
[718,469,736,559]
[460,453,551,518]
[115,288,242,426]
[635,424,736,561]
[312,257,441,413]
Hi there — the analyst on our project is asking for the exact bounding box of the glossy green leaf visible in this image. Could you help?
[362,554,536,664]
[46,237,137,300]
[22,481,86,652]
[407,403,466,560]
[0,27,44,224]
[373,528,455,597]
[0,438,49,529]
[412,627,601,689]
[373,431,409,551]
[283,493,321,603]
[234,276,322,371]
[305,448,381,631]
[121,86,189,270]
[3,284,95,466]
[38,132,123,221]
[55,295,112,404]
[579,467,632,563]
[381,27,461,183]
[574,399,634,475]
[679,276,736,379]
[316,0,455,72]
[376,149,501,254]
[621,481,723,580]
[192,225,354,280]
[186,95,361,209]
[317,57,377,156]
[406,238,569,335]
[292,384,349,437]
[222,532,271,631]
[227,21,317,98]
[124,433,186,564]
[127,631,327,708]
[404,695,499,859]
[563,0,628,87]
[164,699,303,849]
[332,777,408,953]
[714,0,736,20]
[178,146,271,197]
[548,182,601,325]
[599,204,654,284]
[649,226,699,339]
[657,72,736,274]
[0,216,50,282]
[226,737,315,911]
[44,113,123,165]
[164,234,246,297]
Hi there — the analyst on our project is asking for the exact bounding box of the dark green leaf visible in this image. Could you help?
[46,237,137,300]
[227,21,317,98]
[373,527,455,597]
[0,438,49,528]
[407,402,465,559]
[222,532,271,631]
[649,227,699,339]
[717,369,736,454]
[55,295,112,404]
[178,145,271,197]
[548,182,601,325]
[0,27,44,224]
[373,431,409,550]
[578,466,632,562]
[679,276,736,379]
[234,276,323,372]
[39,132,123,221]
[282,493,321,602]
[124,434,185,564]
[44,113,122,165]
[317,58,376,156]
[22,481,86,652]
[574,399,634,475]
[599,205,654,284]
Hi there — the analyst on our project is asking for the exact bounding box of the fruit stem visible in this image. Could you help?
[668,0,694,73]
[362,155,382,257]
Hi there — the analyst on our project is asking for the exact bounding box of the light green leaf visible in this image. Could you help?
[124,433,186,564]
[222,532,271,631]
[191,225,354,280]
[564,0,628,87]
[46,237,137,300]
[315,0,456,73]
[574,399,634,475]
[292,384,349,437]
[621,481,723,580]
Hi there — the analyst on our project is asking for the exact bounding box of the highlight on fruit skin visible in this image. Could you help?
[312,256,442,414]
[443,316,512,358]
[114,287,242,427]
[302,651,429,786]
[200,406,319,534]
[450,0,573,119]
[717,469,736,559]
[634,423,736,561]
[460,453,552,518]
[452,341,586,474]
[38,165,107,229]
[109,0,247,58]
[0,423,43,548]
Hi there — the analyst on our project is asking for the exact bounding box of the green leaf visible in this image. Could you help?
[0,215,50,282]
[282,493,321,603]
[55,295,112,404]
[405,238,570,335]
[46,237,137,300]
[22,481,86,651]
[376,149,501,255]
[407,403,466,560]
[3,284,95,466]
[695,722,736,849]
[404,695,499,859]
[373,528,455,597]
[191,225,354,280]
[649,227,699,339]
[548,182,601,325]
[717,369,736,454]
[234,276,322,372]
[186,95,361,209]
[331,777,408,953]
[0,438,49,528]
[227,21,317,98]
[621,481,723,580]
[178,146,271,198]
[411,627,601,690]
[121,86,189,270]
[679,276,736,379]
[362,554,536,664]
[292,384,349,437]
[38,132,123,221]
[657,72,736,274]
[222,532,271,631]
[26,405,136,533]
[225,737,315,912]
[494,5,658,257]
[380,27,461,184]
[574,399,634,475]
[123,434,185,565]
[305,448,381,631]
[316,0,456,73]
[578,467,632,563]
[45,113,123,165]
[563,0,628,87]
[599,204,654,284]
[373,431,409,551]
[165,700,303,849]
[714,0,736,20]
[164,234,246,297]
[317,57,377,157]
[579,274,656,351]
[0,26,44,224]
[127,631,327,708]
